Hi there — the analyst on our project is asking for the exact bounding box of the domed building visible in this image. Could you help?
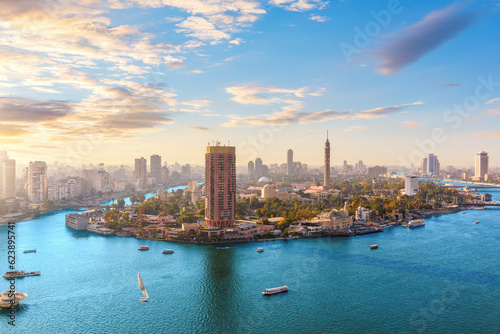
[258,176,270,183]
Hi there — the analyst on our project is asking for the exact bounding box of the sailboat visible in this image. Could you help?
[137,272,149,302]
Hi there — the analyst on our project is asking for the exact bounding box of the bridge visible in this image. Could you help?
[442,185,500,191]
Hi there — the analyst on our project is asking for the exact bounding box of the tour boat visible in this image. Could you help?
[0,291,28,308]
[23,249,36,253]
[137,272,149,302]
[408,219,425,228]
[262,286,288,295]
[162,249,174,254]
[3,270,41,278]
[475,220,480,224]
[370,244,378,249]
[256,248,264,252]
[138,246,149,251]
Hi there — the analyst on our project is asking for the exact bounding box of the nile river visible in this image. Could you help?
[1,184,499,333]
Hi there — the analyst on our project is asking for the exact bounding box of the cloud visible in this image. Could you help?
[376,3,480,75]
[0,124,32,137]
[353,101,423,119]
[404,121,420,128]
[309,15,328,22]
[270,0,329,12]
[187,126,211,131]
[443,83,461,87]
[222,101,423,127]
[343,126,367,132]
[176,16,231,42]
[486,97,500,104]
[0,97,72,122]
[486,109,500,116]
[188,70,204,74]
[474,132,500,137]
[225,84,308,112]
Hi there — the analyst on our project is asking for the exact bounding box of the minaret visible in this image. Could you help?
[324,131,330,190]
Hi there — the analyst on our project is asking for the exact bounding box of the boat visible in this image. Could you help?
[262,285,288,295]
[137,272,149,302]
[138,246,149,251]
[0,291,28,308]
[370,244,378,249]
[475,220,480,224]
[463,212,466,214]
[408,219,425,228]
[217,247,231,250]
[162,249,174,254]
[256,248,264,252]
[3,270,41,278]
[23,249,36,253]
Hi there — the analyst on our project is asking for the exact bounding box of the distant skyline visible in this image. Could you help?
[1,0,499,167]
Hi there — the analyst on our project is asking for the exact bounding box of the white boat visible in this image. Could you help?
[138,272,149,302]
[0,291,28,308]
[256,248,264,252]
[262,285,288,295]
[162,249,174,254]
[408,219,425,228]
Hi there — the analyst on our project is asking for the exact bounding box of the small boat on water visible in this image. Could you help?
[217,247,231,250]
[23,249,36,253]
[0,291,28,308]
[256,248,264,252]
[138,246,149,251]
[475,220,480,224]
[370,244,378,249]
[262,286,288,295]
[463,212,466,214]
[162,249,174,254]
[137,272,149,302]
[408,219,425,228]
[3,270,41,278]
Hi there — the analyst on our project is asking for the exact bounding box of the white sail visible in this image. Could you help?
[137,272,149,300]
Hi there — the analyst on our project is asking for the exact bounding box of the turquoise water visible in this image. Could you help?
[1,185,500,333]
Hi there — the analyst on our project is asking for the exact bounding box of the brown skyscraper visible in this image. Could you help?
[324,132,330,190]
[205,144,236,228]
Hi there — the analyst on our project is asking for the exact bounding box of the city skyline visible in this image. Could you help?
[1,1,500,167]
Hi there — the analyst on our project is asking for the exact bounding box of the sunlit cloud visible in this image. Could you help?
[404,121,420,128]
[474,132,500,137]
[485,97,500,104]
[343,126,367,132]
[187,126,211,131]
[270,0,329,12]
[309,15,328,22]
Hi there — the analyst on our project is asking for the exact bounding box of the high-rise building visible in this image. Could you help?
[423,154,440,176]
[475,151,489,180]
[248,161,254,178]
[25,161,48,203]
[134,157,147,186]
[181,164,191,179]
[421,158,428,175]
[150,154,161,183]
[0,151,16,200]
[287,149,294,175]
[404,175,419,196]
[324,133,330,190]
[255,158,263,178]
[367,166,387,177]
[205,144,236,228]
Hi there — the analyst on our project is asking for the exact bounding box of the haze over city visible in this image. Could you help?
[1,0,499,167]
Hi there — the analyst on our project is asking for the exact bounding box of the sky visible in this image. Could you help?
[1,0,499,169]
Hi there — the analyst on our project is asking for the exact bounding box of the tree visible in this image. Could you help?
[117,198,126,209]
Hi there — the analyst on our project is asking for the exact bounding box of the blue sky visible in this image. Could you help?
[0,0,499,168]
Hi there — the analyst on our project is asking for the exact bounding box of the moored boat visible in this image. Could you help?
[162,249,174,254]
[138,246,149,251]
[23,249,36,253]
[3,270,41,278]
[408,219,425,228]
[262,285,288,295]
[0,291,28,308]
[256,248,264,252]
[370,244,378,249]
